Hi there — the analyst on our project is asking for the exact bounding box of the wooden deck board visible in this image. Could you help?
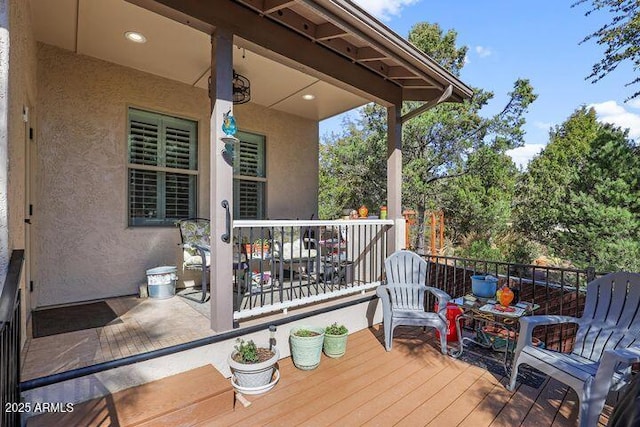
[206,326,609,427]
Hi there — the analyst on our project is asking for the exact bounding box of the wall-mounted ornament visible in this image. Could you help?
[221,110,238,167]
[232,71,251,104]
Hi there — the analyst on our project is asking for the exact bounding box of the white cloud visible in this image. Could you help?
[589,100,640,140]
[533,121,552,131]
[352,0,420,21]
[475,45,493,58]
[507,144,545,169]
[626,98,640,109]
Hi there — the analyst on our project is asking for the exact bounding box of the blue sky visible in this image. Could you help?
[320,0,640,168]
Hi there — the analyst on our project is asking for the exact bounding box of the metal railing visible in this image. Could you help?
[424,255,601,352]
[232,219,393,320]
[1,250,24,427]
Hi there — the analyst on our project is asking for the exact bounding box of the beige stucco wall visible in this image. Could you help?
[234,103,318,220]
[35,44,318,307]
[2,0,37,341]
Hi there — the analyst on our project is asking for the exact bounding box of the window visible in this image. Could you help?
[234,131,266,219]
[127,108,198,226]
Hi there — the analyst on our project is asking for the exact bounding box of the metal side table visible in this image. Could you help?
[449,296,539,372]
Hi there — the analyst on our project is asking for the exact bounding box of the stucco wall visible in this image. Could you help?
[234,103,318,220]
[36,44,319,307]
[0,0,9,291]
[2,0,37,341]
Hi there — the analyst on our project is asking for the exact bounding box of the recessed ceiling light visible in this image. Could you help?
[125,31,147,43]
[302,94,315,101]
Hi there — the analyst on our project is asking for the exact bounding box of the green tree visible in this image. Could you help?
[574,0,640,100]
[441,147,519,243]
[319,22,536,253]
[514,107,598,244]
[515,107,640,271]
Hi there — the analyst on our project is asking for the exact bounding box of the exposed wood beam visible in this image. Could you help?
[263,0,295,14]
[400,85,453,124]
[356,46,386,62]
[403,87,454,102]
[388,66,417,79]
[365,60,389,76]
[314,22,348,40]
[401,78,437,88]
[126,0,402,105]
[268,7,316,38]
[322,37,357,61]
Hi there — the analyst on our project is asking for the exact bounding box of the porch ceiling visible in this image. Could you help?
[29,0,369,121]
[30,0,472,120]
[125,0,473,107]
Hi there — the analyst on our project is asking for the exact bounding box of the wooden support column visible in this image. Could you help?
[387,104,404,253]
[209,28,234,332]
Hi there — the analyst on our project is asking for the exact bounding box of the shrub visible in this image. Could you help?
[325,323,348,335]
[233,339,259,363]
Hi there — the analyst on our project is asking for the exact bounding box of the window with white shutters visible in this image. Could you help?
[128,108,197,226]
[234,131,266,219]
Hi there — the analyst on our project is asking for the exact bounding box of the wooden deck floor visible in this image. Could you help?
[206,325,612,427]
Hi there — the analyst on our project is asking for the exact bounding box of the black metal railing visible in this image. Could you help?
[1,250,24,427]
[424,255,601,352]
[232,220,392,320]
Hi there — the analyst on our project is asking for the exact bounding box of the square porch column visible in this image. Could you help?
[387,104,405,252]
[209,29,234,332]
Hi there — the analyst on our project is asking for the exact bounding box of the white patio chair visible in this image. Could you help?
[376,250,450,354]
[508,271,640,427]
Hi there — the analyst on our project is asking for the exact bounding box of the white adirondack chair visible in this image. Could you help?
[376,250,451,354]
[508,272,640,427]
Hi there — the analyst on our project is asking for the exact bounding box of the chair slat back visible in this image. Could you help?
[384,250,428,287]
[388,285,427,311]
[573,272,640,362]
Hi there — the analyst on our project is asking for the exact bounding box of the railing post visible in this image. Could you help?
[586,266,596,283]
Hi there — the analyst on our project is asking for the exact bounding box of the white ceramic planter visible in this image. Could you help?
[228,346,280,391]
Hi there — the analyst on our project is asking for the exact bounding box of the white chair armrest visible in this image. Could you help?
[426,287,451,318]
[602,345,640,366]
[376,285,392,319]
[593,345,640,404]
[515,315,580,351]
[520,315,580,329]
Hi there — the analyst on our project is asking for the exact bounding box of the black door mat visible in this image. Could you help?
[32,301,121,338]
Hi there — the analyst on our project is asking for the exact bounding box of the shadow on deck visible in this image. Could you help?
[208,325,611,426]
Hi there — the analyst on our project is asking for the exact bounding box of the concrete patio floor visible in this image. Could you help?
[21,292,213,380]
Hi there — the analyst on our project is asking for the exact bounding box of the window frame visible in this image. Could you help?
[233,130,267,220]
[127,107,199,227]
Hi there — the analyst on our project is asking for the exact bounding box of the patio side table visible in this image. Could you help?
[449,296,539,372]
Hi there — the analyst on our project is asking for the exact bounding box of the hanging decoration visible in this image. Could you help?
[232,71,251,104]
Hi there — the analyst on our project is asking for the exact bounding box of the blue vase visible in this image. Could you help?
[222,111,237,136]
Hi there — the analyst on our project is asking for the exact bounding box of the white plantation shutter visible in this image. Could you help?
[128,108,197,226]
[234,131,266,219]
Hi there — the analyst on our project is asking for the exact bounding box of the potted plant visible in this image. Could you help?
[252,238,270,258]
[290,326,325,370]
[323,323,348,358]
[228,339,280,393]
[240,236,253,258]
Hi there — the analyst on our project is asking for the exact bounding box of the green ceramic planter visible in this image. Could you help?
[323,332,348,358]
[290,326,325,370]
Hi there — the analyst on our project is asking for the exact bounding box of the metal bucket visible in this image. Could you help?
[146,266,177,299]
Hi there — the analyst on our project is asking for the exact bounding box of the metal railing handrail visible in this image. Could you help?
[0,250,23,324]
[234,219,394,227]
[1,250,24,427]
[426,254,595,276]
